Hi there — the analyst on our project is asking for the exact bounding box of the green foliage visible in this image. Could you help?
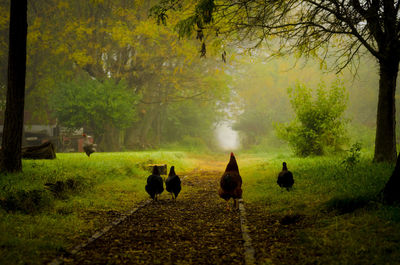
[162,99,219,147]
[195,0,215,25]
[233,109,273,147]
[149,0,183,26]
[276,81,349,156]
[342,142,362,171]
[175,16,198,39]
[1,0,231,151]
[50,77,139,136]
[153,0,215,37]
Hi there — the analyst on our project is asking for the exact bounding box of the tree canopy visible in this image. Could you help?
[152,0,400,162]
[0,0,232,152]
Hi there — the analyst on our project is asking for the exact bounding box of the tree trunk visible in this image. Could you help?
[382,154,400,204]
[1,0,27,172]
[124,126,140,149]
[156,104,166,148]
[101,124,120,152]
[139,107,159,148]
[374,59,398,162]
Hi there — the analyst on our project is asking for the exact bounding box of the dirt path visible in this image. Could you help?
[63,168,246,264]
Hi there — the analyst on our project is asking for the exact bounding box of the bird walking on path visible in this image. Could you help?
[166,166,181,201]
[145,166,164,201]
[277,162,294,191]
[219,152,243,210]
[83,134,96,157]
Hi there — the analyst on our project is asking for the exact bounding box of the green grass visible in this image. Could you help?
[240,151,388,206]
[239,150,400,264]
[1,150,399,264]
[0,151,196,265]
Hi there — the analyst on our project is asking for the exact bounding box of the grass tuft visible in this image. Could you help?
[324,195,372,214]
[0,189,52,214]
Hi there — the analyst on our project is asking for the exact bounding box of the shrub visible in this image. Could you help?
[276,81,349,156]
[342,142,362,171]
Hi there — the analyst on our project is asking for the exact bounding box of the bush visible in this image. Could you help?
[276,81,349,156]
[342,142,362,171]
[50,76,139,140]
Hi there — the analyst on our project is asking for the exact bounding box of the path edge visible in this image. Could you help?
[239,199,256,265]
[48,199,151,265]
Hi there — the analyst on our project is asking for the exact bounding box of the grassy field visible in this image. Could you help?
[0,150,399,264]
[0,151,197,264]
[239,150,400,264]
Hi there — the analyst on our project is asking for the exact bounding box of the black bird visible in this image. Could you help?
[165,166,181,200]
[277,162,294,191]
[145,166,164,201]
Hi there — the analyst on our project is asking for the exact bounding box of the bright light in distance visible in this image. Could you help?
[215,122,239,150]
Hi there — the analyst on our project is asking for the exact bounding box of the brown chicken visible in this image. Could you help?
[219,152,242,210]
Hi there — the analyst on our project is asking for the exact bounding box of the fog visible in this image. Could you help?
[215,122,240,151]
[0,1,396,153]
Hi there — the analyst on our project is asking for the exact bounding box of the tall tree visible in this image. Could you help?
[1,0,27,172]
[153,0,400,162]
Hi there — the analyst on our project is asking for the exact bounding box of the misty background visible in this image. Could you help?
[0,1,396,153]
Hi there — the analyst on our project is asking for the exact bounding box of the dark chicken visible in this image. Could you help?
[165,166,181,200]
[145,166,164,201]
[277,162,294,191]
[219,152,242,210]
[83,134,96,157]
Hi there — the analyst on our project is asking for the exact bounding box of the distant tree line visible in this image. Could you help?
[0,0,231,156]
